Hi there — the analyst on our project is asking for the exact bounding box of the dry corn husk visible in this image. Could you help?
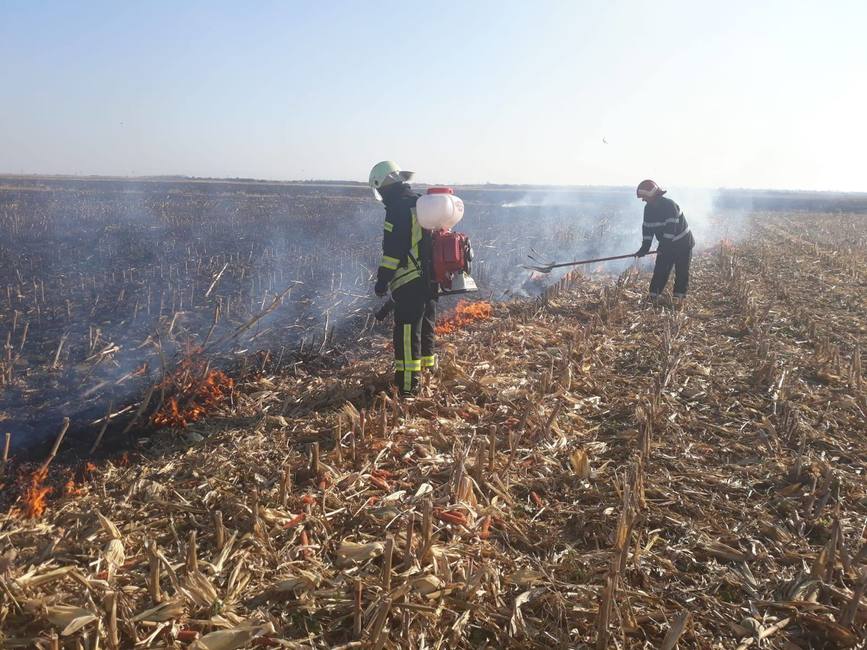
[507,567,543,587]
[41,604,98,635]
[188,622,276,650]
[269,570,320,594]
[182,570,221,610]
[336,540,384,566]
[410,575,444,595]
[103,538,124,568]
[97,512,122,539]
[569,448,590,478]
[131,599,186,623]
[14,566,74,589]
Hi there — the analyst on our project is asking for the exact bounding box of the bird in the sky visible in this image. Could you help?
[602,137,608,144]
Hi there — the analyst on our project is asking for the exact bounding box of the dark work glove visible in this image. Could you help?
[635,247,649,258]
[374,278,389,298]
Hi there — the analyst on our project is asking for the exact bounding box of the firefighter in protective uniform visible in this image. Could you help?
[634,179,695,301]
[369,161,437,395]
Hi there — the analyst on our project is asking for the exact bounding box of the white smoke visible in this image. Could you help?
[668,186,753,251]
[467,184,757,300]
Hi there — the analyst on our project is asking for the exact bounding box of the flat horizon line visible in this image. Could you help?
[1,172,866,196]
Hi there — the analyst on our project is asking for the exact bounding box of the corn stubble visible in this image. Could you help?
[1,211,866,648]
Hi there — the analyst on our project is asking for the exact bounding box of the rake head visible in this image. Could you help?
[520,262,556,274]
[524,249,556,273]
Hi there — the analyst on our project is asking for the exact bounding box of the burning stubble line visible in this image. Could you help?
[0,187,378,450]
[0,181,760,454]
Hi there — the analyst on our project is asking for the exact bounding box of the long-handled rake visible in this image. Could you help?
[522,250,657,274]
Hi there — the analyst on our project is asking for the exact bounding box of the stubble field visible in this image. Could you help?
[0,178,865,648]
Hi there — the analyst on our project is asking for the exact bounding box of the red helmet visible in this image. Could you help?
[636,179,665,199]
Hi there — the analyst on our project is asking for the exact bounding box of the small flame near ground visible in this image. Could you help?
[15,465,52,519]
[436,301,493,335]
[11,461,102,519]
[152,355,235,428]
[64,473,87,497]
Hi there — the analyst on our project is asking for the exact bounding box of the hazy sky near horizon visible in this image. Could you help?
[1,1,865,191]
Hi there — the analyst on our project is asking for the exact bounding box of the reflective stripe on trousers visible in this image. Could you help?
[403,324,413,392]
[392,280,436,393]
[391,280,436,394]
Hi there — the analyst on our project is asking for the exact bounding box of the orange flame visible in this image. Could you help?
[19,465,52,519]
[152,355,235,428]
[435,300,493,335]
[64,477,86,497]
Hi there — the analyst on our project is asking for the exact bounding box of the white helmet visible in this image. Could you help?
[369,161,415,201]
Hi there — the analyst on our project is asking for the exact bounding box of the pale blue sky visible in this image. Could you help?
[1,1,865,190]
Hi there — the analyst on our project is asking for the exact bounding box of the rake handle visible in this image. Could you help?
[545,249,657,270]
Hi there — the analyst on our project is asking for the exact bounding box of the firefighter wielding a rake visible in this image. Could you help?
[634,179,695,303]
[369,161,438,396]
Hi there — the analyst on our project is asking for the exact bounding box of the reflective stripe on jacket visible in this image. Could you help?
[639,196,694,253]
[377,183,428,291]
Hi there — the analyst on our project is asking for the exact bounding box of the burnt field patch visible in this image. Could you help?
[0,178,647,457]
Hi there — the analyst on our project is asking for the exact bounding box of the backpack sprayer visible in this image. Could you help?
[421,187,476,295]
[376,187,477,321]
